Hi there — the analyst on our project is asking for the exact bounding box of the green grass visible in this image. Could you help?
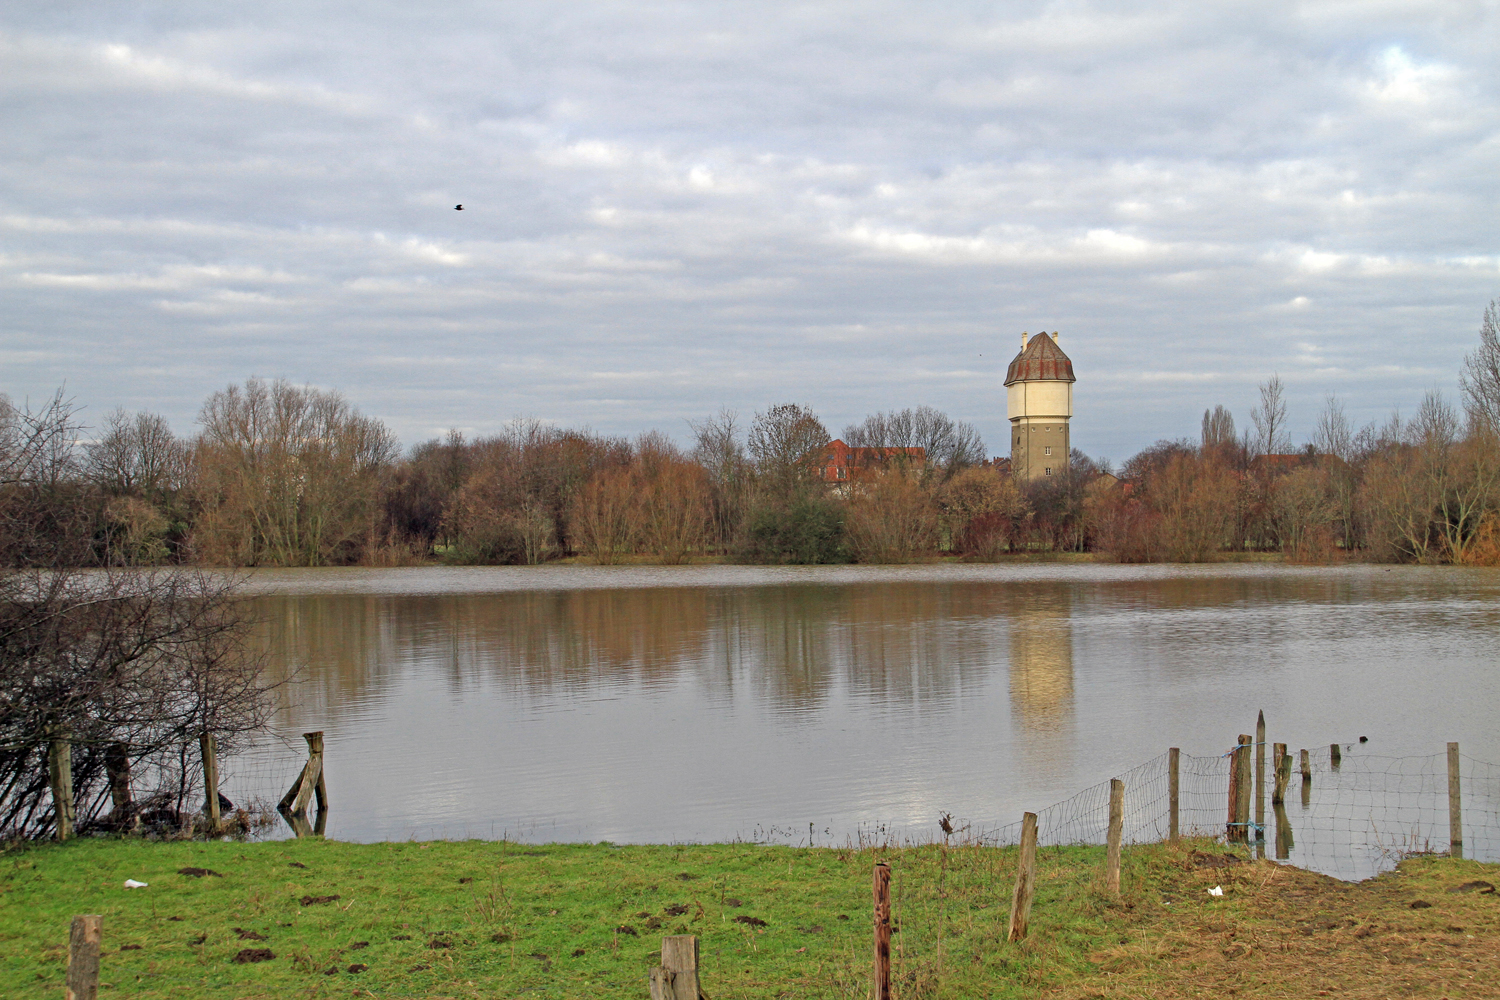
[0,836,1161,999]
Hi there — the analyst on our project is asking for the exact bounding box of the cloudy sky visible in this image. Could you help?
[4,1,1499,463]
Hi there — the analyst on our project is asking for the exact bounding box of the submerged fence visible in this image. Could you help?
[958,740,1500,881]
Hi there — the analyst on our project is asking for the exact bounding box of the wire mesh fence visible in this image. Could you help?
[945,741,1500,882]
[24,723,1500,886]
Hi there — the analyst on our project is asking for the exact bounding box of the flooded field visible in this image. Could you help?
[226,564,1500,867]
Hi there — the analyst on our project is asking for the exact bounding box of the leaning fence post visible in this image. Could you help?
[872,863,892,1000]
[48,733,75,842]
[648,935,700,1000]
[200,732,221,833]
[1106,778,1124,895]
[1272,742,1289,804]
[1007,812,1038,941]
[1330,743,1341,770]
[1254,711,1266,841]
[1167,748,1180,845]
[66,914,101,1000]
[278,731,328,836]
[1448,742,1463,860]
[1299,748,1311,782]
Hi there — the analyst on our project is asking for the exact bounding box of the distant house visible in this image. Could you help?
[980,456,1013,477]
[1092,472,1121,490]
[816,439,926,482]
[1249,454,1304,475]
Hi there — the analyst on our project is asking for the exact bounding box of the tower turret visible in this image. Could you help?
[1005,331,1075,480]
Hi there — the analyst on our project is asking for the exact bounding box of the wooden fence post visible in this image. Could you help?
[1254,711,1266,841]
[872,863,892,1000]
[1007,813,1038,942]
[1106,779,1124,895]
[1299,748,1312,808]
[105,743,131,821]
[48,733,75,842]
[1330,743,1341,770]
[1272,743,1289,804]
[278,731,328,836]
[648,935,701,1000]
[1226,742,1239,841]
[1167,748,1180,845]
[66,914,101,1000]
[1227,734,1251,843]
[1236,735,1252,842]
[200,732,221,833]
[1448,742,1463,860]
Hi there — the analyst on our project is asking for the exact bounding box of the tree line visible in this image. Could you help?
[5,298,1500,568]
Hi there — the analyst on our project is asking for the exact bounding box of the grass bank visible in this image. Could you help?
[3,837,1498,998]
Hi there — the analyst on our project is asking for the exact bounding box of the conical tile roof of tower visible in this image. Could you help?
[1004,333,1075,385]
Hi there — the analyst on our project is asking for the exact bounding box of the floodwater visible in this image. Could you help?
[226,564,1500,863]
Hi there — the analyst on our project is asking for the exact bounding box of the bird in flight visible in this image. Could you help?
[454,204,463,211]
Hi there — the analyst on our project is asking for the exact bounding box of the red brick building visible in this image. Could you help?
[816,439,927,482]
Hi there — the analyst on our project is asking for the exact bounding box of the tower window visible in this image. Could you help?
[1045,467,1053,476]
[1044,446,1052,456]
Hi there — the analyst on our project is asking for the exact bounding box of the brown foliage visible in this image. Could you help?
[438,424,631,563]
[938,466,1028,559]
[843,469,939,563]
[193,379,397,566]
[635,457,711,564]
[568,465,637,564]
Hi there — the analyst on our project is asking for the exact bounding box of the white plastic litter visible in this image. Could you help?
[1207,885,1224,897]
[124,879,148,889]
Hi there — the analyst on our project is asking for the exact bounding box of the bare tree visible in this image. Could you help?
[1312,394,1353,462]
[1201,405,1236,453]
[843,405,985,471]
[747,403,829,496]
[1250,374,1291,456]
[194,379,399,565]
[937,465,1029,559]
[843,467,939,562]
[1459,299,1500,431]
[85,409,187,498]
[0,389,94,566]
[1313,394,1360,550]
[568,466,638,564]
[0,389,82,489]
[689,408,748,550]
[637,458,711,564]
[0,569,273,838]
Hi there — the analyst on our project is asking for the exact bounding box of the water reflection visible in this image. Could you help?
[255,584,1012,717]
[230,565,1500,847]
[1007,591,1074,735]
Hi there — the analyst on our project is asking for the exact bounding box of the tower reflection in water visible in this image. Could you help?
[1006,590,1075,774]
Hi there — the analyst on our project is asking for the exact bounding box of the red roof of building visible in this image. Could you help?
[1004,333,1076,385]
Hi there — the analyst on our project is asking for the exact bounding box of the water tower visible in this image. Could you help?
[1005,331,1075,480]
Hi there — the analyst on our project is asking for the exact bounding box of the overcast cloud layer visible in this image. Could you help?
[4,1,1499,462]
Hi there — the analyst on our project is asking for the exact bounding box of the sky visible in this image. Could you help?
[3,1,1499,466]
